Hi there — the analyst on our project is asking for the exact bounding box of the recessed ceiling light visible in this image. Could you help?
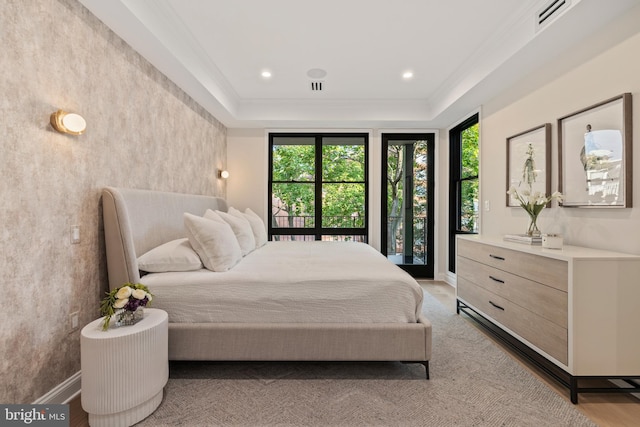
[402,71,414,79]
[261,70,272,78]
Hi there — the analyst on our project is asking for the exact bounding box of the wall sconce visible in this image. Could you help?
[218,170,230,179]
[50,110,86,135]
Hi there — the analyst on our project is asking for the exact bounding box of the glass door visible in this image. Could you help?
[381,133,435,278]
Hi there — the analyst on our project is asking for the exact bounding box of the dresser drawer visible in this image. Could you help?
[458,239,568,292]
[458,277,568,364]
[457,256,567,328]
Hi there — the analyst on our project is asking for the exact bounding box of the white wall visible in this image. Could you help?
[481,31,640,255]
[227,128,267,218]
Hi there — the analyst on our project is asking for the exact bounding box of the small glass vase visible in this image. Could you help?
[526,214,541,237]
[114,307,144,327]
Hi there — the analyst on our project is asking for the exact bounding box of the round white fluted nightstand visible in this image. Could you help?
[81,308,168,427]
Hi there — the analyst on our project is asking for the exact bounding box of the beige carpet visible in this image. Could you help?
[136,292,595,427]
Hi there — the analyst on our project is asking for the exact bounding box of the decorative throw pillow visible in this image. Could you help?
[203,209,226,224]
[184,213,242,272]
[137,238,203,272]
[206,209,256,256]
[243,208,268,248]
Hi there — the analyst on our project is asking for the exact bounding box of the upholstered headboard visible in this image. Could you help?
[101,187,228,290]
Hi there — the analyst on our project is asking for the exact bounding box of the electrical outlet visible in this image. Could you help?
[71,225,80,244]
[70,311,79,331]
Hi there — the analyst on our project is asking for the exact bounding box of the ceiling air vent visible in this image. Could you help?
[536,0,570,31]
[310,81,324,91]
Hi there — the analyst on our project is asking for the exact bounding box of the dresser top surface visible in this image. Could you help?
[458,235,640,261]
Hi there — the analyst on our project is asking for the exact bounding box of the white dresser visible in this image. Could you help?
[456,235,640,403]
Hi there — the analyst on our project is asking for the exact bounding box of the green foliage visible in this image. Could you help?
[272,144,315,182]
[272,143,366,227]
[322,144,365,181]
[272,144,316,219]
[461,125,479,178]
[322,183,365,227]
[460,124,479,232]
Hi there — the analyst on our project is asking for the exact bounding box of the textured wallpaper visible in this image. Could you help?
[0,0,226,403]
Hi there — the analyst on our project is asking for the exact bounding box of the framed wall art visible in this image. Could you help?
[506,123,551,207]
[558,93,632,207]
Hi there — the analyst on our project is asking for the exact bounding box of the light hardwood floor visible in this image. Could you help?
[420,280,640,427]
[69,396,87,427]
[69,282,639,427]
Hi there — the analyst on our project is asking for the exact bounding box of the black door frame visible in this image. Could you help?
[381,133,435,278]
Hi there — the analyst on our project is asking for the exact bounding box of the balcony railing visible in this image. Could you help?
[271,214,366,242]
[272,215,365,229]
[387,216,427,264]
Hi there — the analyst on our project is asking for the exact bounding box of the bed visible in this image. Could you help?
[101,187,432,377]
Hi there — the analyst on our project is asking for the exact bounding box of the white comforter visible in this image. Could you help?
[141,241,424,324]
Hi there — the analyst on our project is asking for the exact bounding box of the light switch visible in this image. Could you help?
[70,312,79,330]
[71,225,80,244]
[484,200,491,212]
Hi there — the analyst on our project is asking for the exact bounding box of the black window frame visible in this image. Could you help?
[448,113,479,273]
[268,132,369,241]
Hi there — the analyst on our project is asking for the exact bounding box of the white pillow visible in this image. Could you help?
[206,209,256,256]
[243,208,268,248]
[137,238,203,272]
[184,213,242,272]
[203,209,226,224]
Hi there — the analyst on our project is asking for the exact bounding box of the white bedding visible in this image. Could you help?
[140,241,424,324]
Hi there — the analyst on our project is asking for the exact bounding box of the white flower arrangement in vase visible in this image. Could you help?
[100,283,153,331]
[507,186,563,236]
[508,142,563,236]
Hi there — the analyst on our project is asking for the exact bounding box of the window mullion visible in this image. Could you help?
[315,136,323,240]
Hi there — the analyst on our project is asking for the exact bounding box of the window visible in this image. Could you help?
[449,114,479,272]
[269,133,368,241]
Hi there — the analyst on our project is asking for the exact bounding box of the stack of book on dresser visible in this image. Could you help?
[503,234,542,245]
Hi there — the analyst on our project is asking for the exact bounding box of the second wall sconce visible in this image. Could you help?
[50,110,86,135]
[218,170,230,179]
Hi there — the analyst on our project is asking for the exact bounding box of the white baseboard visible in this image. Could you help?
[32,371,81,404]
[434,271,457,287]
[443,271,457,287]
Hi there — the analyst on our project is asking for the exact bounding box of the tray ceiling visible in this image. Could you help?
[79,0,640,128]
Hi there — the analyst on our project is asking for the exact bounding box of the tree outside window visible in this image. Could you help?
[449,114,479,273]
[269,134,368,241]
